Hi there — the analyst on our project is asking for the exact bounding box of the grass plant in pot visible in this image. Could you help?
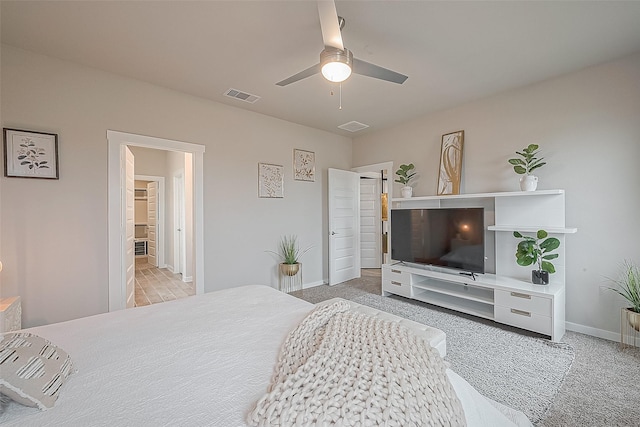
[608,261,640,332]
[395,163,416,198]
[513,230,560,285]
[508,144,546,191]
[268,235,312,277]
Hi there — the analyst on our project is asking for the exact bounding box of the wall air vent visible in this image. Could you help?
[338,121,370,132]
[224,88,261,104]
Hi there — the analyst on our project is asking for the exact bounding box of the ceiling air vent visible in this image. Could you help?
[224,88,261,104]
[338,121,370,132]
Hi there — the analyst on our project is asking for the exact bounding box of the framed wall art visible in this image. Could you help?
[4,128,59,179]
[293,149,315,182]
[258,163,284,198]
[437,130,464,195]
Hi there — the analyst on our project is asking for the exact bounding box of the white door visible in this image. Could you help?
[360,176,382,268]
[328,168,361,285]
[146,181,158,267]
[174,174,185,276]
[124,146,135,308]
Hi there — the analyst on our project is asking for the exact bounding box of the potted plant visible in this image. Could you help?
[513,229,560,285]
[508,144,546,191]
[268,235,312,276]
[395,163,416,198]
[608,261,640,332]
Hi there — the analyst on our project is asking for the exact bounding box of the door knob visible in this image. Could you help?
[331,231,337,235]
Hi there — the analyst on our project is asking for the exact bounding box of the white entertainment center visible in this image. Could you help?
[382,189,576,341]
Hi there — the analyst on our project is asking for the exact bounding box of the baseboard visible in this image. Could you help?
[165,265,175,273]
[183,275,193,283]
[565,321,619,342]
[302,280,326,289]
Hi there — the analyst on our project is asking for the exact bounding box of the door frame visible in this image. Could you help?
[135,175,166,269]
[107,130,205,312]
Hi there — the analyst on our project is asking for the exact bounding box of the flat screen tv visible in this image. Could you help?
[391,208,485,274]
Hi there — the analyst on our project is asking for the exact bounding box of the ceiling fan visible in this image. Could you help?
[276,1,408,87]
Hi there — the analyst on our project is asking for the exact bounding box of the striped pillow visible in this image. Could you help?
[0,332,74,410]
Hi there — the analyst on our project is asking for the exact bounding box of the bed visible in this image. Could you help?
[0,285,531,426]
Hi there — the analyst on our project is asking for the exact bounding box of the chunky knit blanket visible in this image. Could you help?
[248,301,466,426]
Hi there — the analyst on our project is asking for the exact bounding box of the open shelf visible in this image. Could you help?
[412,288,495,320]
[488,225,577,234]
[412,277,494,304]
[392,189,564,203]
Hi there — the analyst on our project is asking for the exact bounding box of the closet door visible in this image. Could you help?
[147,181,158,267]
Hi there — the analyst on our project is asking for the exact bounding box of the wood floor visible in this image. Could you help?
[134,258,195,306]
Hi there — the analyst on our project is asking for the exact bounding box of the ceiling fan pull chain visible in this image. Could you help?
[339,83,342,110]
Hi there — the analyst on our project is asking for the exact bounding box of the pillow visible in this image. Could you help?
[0,332,74,410]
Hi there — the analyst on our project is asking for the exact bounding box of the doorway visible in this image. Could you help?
[353,161,393,273]
[107,130,205,312]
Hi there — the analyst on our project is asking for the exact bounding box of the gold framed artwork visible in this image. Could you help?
[293,149,315,182]
[3,128,59,179]
[258,163,284,198]
[437,130,464,195]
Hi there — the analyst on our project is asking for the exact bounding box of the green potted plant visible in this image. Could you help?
[508,144,546,192]
[395,163,416,198]
[608,261,640,332]
[268,235,312,276]
[513,229,560,284]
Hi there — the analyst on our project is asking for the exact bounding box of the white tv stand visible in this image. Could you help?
[386,189,575,342]
[382,263,565,341]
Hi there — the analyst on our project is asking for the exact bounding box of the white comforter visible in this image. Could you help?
[0,285,530,426]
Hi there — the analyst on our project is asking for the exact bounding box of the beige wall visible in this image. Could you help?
[353,52,640,338]
[1,45,351,327]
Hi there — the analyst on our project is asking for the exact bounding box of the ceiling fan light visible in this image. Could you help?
[320,48,353,83]
[321,62,352,83]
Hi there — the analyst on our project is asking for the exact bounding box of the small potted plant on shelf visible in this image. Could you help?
[508,144,546,191]
[267,235,312,276]
[608,261,640,332]
[513,229,560,285]
[395,163,416,198]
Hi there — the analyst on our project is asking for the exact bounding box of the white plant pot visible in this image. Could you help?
[401,186,413,198]
[519,175,538,192]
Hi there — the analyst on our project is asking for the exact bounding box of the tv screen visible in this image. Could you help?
[391,208,485,273]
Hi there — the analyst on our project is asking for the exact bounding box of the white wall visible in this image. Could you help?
[0,45,351,327]
[353,52,640,338]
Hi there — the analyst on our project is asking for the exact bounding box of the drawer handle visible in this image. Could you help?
[510,292,531,299]
[391,281,402,286]
[391,269,401,274]
[511,308,531,317]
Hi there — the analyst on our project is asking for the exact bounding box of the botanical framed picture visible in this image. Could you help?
[294,149,315,182]
[437,130,464,195]
[3,128,59,179]
[258,163,284,198]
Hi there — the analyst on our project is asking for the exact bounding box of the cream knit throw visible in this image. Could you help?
[248,301,466,426]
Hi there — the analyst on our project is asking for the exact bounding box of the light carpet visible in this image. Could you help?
[349,293,574,424]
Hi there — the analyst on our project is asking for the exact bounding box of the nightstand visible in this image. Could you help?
[0,296,22,333]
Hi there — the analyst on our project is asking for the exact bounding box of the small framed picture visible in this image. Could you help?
[258,163,284,198]
[294,149,315,182]
[4,128,59,179]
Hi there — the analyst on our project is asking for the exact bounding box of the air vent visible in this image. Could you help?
[224,88,261,104]
[338,121,370,132]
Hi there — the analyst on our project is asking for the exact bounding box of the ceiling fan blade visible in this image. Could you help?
[317,0,344,50]
[352,58,408,84]
[276,63,321,86]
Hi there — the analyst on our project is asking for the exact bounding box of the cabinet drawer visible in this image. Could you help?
[385,267,410,284]
[495,290,552,316]
[382,278,412,298]
[495,305,552,335]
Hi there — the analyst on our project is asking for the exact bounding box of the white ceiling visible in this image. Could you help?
[3,1,640,137]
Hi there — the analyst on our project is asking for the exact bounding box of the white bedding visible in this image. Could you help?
[0,285,531,426]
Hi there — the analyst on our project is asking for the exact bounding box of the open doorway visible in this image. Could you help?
[107,131,205,312]
[353,161,393,275]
